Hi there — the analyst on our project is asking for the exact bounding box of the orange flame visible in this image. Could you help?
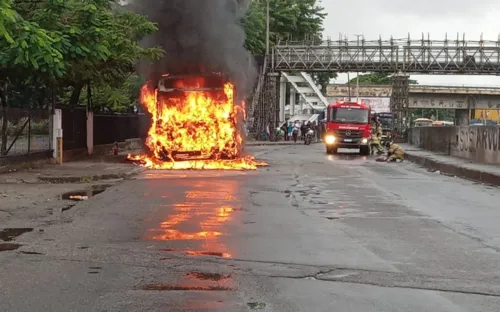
[127,75,266,170]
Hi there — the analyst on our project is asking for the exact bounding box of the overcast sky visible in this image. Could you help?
[321,0,500,86]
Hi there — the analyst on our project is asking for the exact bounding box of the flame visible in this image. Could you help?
[127,76,266,170]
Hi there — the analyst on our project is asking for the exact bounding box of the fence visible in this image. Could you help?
[93,113,149,145]
[1,106,151,163]
[60,107,87,151]
[0,107,51,157]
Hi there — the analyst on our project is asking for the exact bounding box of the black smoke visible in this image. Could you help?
[127,0,258,98]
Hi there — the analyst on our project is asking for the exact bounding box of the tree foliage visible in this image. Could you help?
[0,0,163,154]
[242,0,335,93]
[348,73,418,85]
[1,0,163,110]
[242,0,327,55]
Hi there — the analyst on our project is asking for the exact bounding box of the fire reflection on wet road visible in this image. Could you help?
[145,179,241,259]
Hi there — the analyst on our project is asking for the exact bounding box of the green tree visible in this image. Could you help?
[33,0,162,107]
[0,0,18,43]
[348,73,418,85]
[312,72,336,94]
[0,0,68,154]
[6,0,162,109]
[0,0,164,153]
[242,0,336,93]
[243,0,327,54]
[81,74,146,113]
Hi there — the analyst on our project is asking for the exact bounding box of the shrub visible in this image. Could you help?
[0,117,49,136]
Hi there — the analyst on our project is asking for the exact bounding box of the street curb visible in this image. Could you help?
[38,167,144,183]
[405,152,500,186]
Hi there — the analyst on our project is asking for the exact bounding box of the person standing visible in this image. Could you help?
[287,122,293,140]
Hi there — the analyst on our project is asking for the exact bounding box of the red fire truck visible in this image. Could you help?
[323,100,372,155]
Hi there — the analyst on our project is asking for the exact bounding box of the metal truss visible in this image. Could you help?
[271,34,500,74]
[390,74,410,142]
[252,72,279,140]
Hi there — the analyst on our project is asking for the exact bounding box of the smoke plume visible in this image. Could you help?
[128,0,258,98]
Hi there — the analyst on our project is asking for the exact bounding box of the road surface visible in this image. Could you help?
[2,144,500,311]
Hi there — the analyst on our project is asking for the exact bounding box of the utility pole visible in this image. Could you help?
[265,0,270,55]
[354,34,363,103]
[347,72,351,101]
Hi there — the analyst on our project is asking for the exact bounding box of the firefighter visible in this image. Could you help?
[376,120,383,138]
[370,128,384,155]
[371,118,377,133]
[385,141,404,162]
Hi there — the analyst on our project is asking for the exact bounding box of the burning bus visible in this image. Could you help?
[149,73,241,161]
[127,73,264,170]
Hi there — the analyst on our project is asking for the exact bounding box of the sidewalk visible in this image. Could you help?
[0,151,144,228]
[400,143,500,186]
[0,153,143,184]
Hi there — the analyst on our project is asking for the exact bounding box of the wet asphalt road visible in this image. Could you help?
[2,143,500,311]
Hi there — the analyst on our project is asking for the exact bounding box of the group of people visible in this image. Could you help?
[369,118,404,162]
[274,117,404,162]
[277,121,320,142]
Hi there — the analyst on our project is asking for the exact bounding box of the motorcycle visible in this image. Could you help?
[304,129,315,145]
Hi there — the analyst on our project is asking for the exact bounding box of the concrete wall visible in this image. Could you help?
[408,126,456,155]
[408,126,500,165]
[455,126,500,164]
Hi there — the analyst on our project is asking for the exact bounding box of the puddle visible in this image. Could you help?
[185,272,231,281]
[61,184,112,201]
[140,269,234,292]
[0,243,22,251]
[140,284,234,291]
[0,228,33,241]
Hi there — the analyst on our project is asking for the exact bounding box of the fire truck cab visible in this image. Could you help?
[323,101,372,155]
